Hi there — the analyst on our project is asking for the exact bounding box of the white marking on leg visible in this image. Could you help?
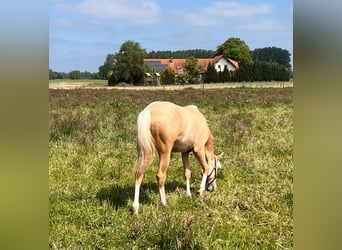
[132,184,140,214]
[186,179,191,196]
[198,174,207,195]
[159,186,167,206]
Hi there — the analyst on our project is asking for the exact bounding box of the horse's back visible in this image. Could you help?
[144,101,210,152]
[146,101,185,136]
[146,101,180,113]
[146,101,206,127]
[146,101,205,121]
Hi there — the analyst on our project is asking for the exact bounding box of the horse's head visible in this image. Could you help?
[205,152,224,192]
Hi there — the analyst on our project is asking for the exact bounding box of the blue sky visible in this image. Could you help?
[49,0,293,73]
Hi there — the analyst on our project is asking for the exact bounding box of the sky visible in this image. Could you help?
[49,0,293,73]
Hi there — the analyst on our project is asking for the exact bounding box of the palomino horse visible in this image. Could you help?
[132,101,223,214]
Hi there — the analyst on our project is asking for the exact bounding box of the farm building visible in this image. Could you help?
[144,55,238,75]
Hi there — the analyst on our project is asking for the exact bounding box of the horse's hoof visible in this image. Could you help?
[196,190,202,197]
[132,206,139,215]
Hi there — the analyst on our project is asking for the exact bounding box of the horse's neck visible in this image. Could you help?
[206,130,213,148]
[205,132,214,161]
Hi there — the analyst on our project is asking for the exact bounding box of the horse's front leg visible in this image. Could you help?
[181,152,192,196]
[193,148,209,196]
[198,171,208,195]
[156,151,171,206]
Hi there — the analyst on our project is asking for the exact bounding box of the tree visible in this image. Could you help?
[49,69,68,79]
[216,37,253,64]
[204,63,217,83]
[49,69,57,80]
[251,47,291,71]
[185,56,201,84]
[221,65,231,83]
[161,67,176,85]
[113,40,147,85]
[69,70,81,80]
[98,54,115,79]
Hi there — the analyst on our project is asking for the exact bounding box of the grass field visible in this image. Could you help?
[49,87,293,249]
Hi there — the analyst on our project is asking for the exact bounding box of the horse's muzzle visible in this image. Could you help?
[206,184,215,192]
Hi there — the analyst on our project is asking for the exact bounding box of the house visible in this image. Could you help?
[144,55,238,75]
[210,55,239,72]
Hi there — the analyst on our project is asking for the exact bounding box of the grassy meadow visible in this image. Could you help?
[49,87,293,249]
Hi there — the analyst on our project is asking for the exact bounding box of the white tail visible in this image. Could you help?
[135,108,155,174]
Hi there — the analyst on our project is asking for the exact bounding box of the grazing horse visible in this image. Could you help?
[132,101,223,214]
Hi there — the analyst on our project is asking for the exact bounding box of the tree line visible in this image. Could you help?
[203,62,290,83]
[251,47,291,71]
[49,69,99,80]
[146,49,216,59]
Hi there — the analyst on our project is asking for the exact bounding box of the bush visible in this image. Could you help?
[107,70,116,86]
[161,67,176,85]
[233,62,290,82]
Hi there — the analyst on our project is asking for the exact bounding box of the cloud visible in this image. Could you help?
[54,0,161,24]
[49,18,75,29]
[49,36,71,45]
[239,18,281,30]
[49,17,110,32]
[180,1,274,27]
[205,1,273,17]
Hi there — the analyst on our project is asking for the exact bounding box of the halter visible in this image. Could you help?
[206,157,217,188]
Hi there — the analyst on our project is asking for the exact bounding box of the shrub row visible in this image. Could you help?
[204,62,290,83]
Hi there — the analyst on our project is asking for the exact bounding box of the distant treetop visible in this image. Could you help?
[146,49,216,59]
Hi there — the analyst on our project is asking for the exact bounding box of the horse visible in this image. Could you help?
[132,101,223,214]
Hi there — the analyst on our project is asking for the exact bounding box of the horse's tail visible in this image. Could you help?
[135,108,155,175]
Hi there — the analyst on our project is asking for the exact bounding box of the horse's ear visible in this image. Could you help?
[216,152,224,160]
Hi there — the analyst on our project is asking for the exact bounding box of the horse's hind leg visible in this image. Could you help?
[132,158,149,215]
[156,151,171,206]
[181,152,192,196]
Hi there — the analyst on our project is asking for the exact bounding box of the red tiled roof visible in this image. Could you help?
[144,55,238,74]
[228,58,239,68]
[198,58,213,69]
[212,55,223,64]
[211,55,239,68]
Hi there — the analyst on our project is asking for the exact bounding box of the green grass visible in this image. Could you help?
[49,88,293,249]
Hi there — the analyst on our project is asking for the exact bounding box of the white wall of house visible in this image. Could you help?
[214,58,236,72]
